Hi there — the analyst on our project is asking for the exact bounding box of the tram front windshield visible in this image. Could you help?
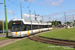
[12,21,23,32]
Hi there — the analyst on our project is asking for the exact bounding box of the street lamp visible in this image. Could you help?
[0,3,4,33]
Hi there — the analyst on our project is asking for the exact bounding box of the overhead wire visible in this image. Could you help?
[8,0,35,14]
[7,0,41,19]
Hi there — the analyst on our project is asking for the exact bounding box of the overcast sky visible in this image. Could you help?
[0,0,75,23]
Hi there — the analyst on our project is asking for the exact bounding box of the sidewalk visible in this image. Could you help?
[0,33,11,38]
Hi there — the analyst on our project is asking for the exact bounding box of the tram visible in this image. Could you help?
[11,19,52,37]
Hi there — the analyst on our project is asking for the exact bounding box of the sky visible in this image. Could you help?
[0,0,75,23]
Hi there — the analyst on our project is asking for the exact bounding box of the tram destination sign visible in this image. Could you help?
[13,22,21,24]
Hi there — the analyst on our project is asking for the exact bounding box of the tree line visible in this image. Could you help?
[0,20,12,30]
[47,20,61,26]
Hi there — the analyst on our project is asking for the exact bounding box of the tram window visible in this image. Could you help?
[45,25,48,28]
[41,25,43,28]
[32,25,38,30]
[43,25,45,28]
[44,25,46,28]
[25,24,31,30]
[39,25,41,29]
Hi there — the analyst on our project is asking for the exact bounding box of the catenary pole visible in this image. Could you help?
[49,17,50,21]
[64,12,66,24]
[42,15,43,22]
[34,10,36,21]
[4,0,8,37]
[73,14,74,22]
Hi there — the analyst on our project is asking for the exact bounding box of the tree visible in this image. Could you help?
[65,22,71,25]
[57,21,61,24]
[0,20,12,30]
[47,20,61,26]
[8,20,12,29]
[0,21,3,30]
[40,20,42,23]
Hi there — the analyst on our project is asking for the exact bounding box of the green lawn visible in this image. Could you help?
[38,28,75,40]
[0,36,11,41]
[0,39,74,50]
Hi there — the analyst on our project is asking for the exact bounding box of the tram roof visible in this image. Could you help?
[13,19,52,25]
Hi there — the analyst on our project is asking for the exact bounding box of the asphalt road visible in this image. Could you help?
[0,33,11,38]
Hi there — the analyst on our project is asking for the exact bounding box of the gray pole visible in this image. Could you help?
[49,17,50,21]
[20,2,23,19]
[64,12,66,24]
[1,4,4,33]
[0,3,4,34]
[42,15,43,22]
[73,14,74,22]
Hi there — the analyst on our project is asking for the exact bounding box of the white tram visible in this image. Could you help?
[11,19,53,37]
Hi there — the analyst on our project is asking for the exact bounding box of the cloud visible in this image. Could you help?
[67,10,75,13]
[13,17,18,20]
[23,14,34,17]
[8,9,15,15]
[23,13,40,20]
[51,0,64,6]
[23,13,35,20]
[44,12,63,18]
[43,9,75,18]
[37,0,64,7]
[23,13,40,18]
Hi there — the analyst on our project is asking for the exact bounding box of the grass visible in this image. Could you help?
[0,39,74,50]
[38,28,75,40]
[0,36,11,41]
[0,28,75,50]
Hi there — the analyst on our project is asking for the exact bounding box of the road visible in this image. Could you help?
[0,33,11,38]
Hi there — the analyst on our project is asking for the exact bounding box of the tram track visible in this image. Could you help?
[29,36,75,48]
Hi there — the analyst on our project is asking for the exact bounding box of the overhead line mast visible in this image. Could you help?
[4,0,8,37]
